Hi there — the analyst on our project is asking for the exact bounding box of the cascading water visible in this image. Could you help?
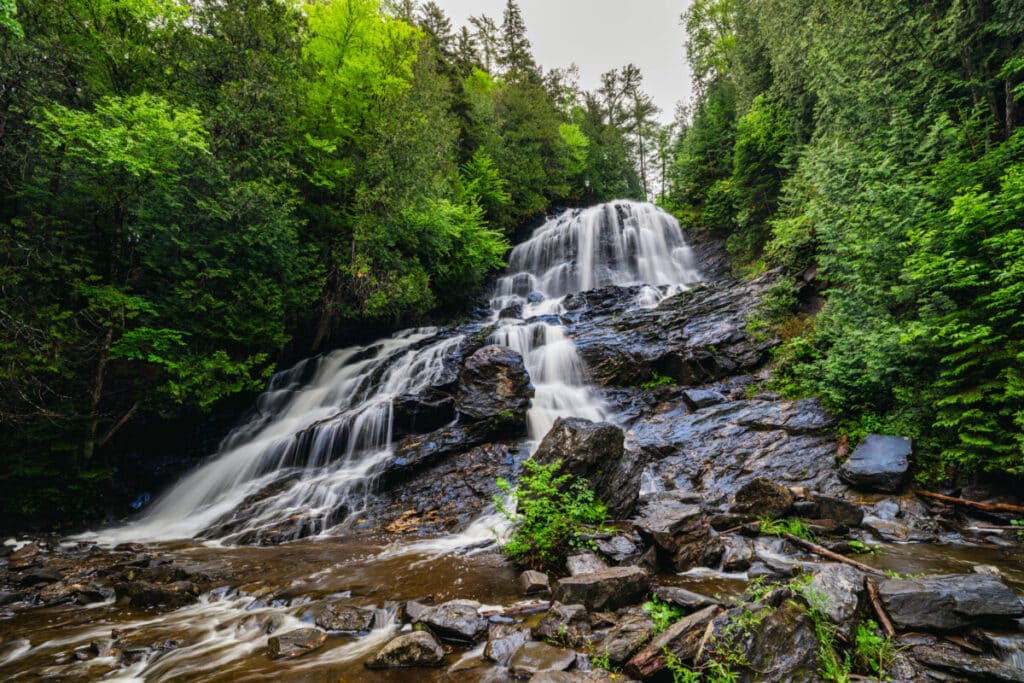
[84,201,700,546]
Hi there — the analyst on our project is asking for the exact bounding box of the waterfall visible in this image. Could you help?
[84,201,700,545]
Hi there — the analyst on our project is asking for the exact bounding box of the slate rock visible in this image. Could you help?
[554,566,650,612]
[633,495,722,571]
[533,602,592,647]
[365,631,445,669]
[456,345,533,427]
[417,599,489,644]
[315,603,375,631]
[566,551,608,576]
[508,641,576,680]
[879,574,1024,631]
[267,628,327,659]
[483,623,530,666]
[731,478,793,518]
[839,435,911,493]
[519,570,550,596]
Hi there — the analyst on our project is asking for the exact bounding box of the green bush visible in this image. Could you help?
[495,459,608,572]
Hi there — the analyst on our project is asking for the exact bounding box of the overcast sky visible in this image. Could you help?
[435,0,694,123]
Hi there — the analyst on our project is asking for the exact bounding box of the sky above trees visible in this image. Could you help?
[437,0,694,122]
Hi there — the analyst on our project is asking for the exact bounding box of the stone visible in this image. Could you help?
[912,642,1024,683]
[392,391,456,437]
[730,478,793,518]
[651,586,721,611]
[483,623,530,666]
[8,542,42,570]
[314,603,375,631]
[566,551,608,576]
[114,580,200,609]
[625,605,720,679]
[519,570,550,596]
[533,602,592,647]
[267,628,327,659]
[554,566,650,612]
[18,567,63,586]
[879,574,1024,631]
[599,612,655,665]
[633,495,723,571]
[720,536,754,572]
[499,303,523,319]
[839,434,911,493]
[403,600,432,622]
[681,388,727,409]
[533,417,640,518]
[593,535,639,563]
[812,494,864,528]
[529,673,621,683]
[508,642,576,680]
[365,631,445,669]
[808,564,864,637]
[417,599,489,644]
[456,345,534,429]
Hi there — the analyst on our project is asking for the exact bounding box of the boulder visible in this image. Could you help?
[114,580,200,609]
[267,628,327,659]
[807,564,864,637]
[553,566,650,611]
[812,494,864,528]
[593,535,640,563]
[681,388,727,409]
[599,611,655,665]
[730,478,793,518]
[456,345,533,430]
[529,673,621,683]
[878,574,1024,631]
[651,586,721,612]
[533,602,592,647]
[839,435,911,493]
[483,623,530,666]
[533,417,639,518]
[633,495,723,571]
[8,542,42,570]
[566,551,608,576]
[417,599,489,644]
[519,570,551,596]
[392,391,456,436]
[508,642,576,680]
[912,641,1024,683]
[625,605,720,679]
[18,567,63,586]
[365,631,445,669]
[499,303,523,319]
[314,603,375,631]
[720,536,754,572]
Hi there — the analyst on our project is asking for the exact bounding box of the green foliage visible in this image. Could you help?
[495,459,608,572]
[589,646,619,674]
[642,596,685,635]
[759,516,814,541]
[664,649,703,683]
[854,620,895,679]
[641,371,675,390]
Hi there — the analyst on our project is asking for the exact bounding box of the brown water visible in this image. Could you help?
[1,536,1022,682]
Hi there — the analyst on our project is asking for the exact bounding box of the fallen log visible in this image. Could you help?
[864,578,896,637]
[782,533,886,577]
[915,490,1024,515]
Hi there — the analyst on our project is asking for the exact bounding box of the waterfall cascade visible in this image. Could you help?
[88,201,701,545]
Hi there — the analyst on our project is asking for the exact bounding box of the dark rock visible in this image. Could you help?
[8,542,42,570]
[237,613,285,635]
[499,303,523,319]
[807,564,864,638]
[599,611,655,665]
[625,605,720,679]
[879,574,1024,631]
[534,417,639,518]
[553,566,650,611]
[731,478,793,518]
[529,673,621,683]
[315,603,375,631]
[912,641,1024,682]
[483,623,530,666]
[812,494,864,528]
[404,600,432,623]
[18,567,63,586]
[594,535,640,563]
[651,586,721,611]
[839,434,911,493]
[267,628,327,659]
[392,391,456,437]
[633,495,722,571]
[365,631,445,669]
[566,551,608,576]
[519,570,550,596]
[114,580,200,609]
[417,599,489,644]
[0,590,20,606]
[681,388,727,409]
[527,292,545,304]
[533,602,592,647]
[456,345,533,428]
[508,641,576,680]
[720,536,754,572]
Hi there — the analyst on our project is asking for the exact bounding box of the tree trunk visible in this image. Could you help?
[82,327,114,464]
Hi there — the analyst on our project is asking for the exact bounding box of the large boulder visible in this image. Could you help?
[839,435,911,493]
[553,566,650,611]
[599,611,656,665]
[533,602,592,647]
[878,574,1024,631]
[633,495,723,571]
[114,580,200,609]
[456,345,533,432]
[534,417,641,518]
[416,599,489,644]
[392,390,456,437]
[365,631,445,669]
[314,603,375,631]
[807,564,864,638]
[565,551,608,576]
[518,570,550,596]
[625,605,720,679]
[507,642,576,680]
[267,628,327,659]
[730,478,793,518]
[483,623,530,666]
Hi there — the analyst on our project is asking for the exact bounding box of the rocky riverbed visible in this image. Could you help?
[2,235,1023,681]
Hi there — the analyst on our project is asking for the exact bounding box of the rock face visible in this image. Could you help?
[599,611,655,665]
[416,599,489,644]
[553,566,650,611]
[878,574,1024,631]
[633,495,722,571]
[839,434,911,492]
[365,631,445,669]
[730,478,793,518]
[456,345,533,428]
[267,628,327,659]
[533,417,638,518]
[808,564,864,637]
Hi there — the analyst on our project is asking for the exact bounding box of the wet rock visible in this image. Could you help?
[508,641,576,680]
[533,417,639,518]
[566,551,608,576]
[315,603,375,631]
[553,566,650,611]
[533,602,592,647]
[807,564,864,637]
[839,435,911,493]
[730,478,793,518]
[651,586,721,611]
[720,536,754,572]
[599,611,655,665]
[267,627,327,659]
[519,570,550,596]
[237,613,285,635]
[417,599,489,644]
[456,345,533,430]
[681,388,727,409]
[529,672,622,683]
[879,574,1024,631]
[812,493,864,528]
[625,605,720,679]
[483,623,530,666]
[593,535,640,564]
[0,590,20,606]
[404,600,432,623]
[114,580,200,609]
[633,495,722,571]
[18,567,63,586]
[499,303,523,319]
[8,542,42,570]
[392,391,456,437]
[365,631,445,669]
[912,641,1024,682]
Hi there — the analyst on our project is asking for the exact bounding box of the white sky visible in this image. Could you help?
[435,0,694,123]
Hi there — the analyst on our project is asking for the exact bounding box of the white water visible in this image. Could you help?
[82,201,699,546]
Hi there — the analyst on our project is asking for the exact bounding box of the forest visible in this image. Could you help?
[1,0,1022,526]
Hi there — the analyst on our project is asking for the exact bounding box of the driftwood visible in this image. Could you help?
[915,490,1024,515]
[782,533,886,577]
[480,600,549,618]
[864,578,896,637]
